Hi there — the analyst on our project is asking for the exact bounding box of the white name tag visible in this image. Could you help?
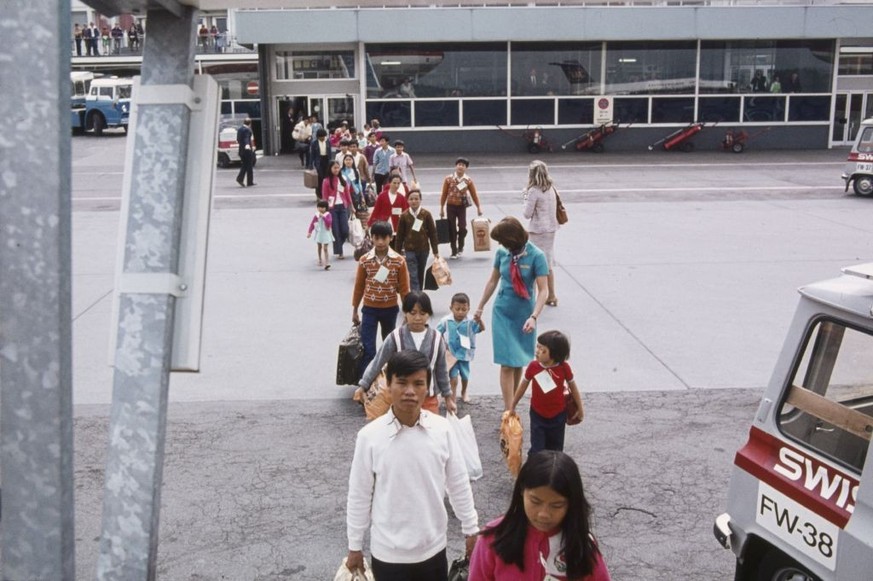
[412,218,423,232]
[535,369,557,393]
[328,197,336,206]
[459,334,471,349]
[374,265,390,283]
[456,180,467,191]
[392,207,402,215]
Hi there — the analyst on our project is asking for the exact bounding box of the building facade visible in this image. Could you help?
[233,1,873,155]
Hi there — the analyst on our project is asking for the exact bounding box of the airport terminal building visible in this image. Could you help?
[232,0,873,154]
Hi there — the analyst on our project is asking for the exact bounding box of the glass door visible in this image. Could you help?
[832,92,867,145]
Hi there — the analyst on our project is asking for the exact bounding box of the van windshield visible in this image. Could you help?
[779,319,873,473]
[857,126,873,154]
[117,85,132,99]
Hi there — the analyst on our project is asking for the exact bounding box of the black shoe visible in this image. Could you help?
[236,178,245,187]
[248,183,257,187]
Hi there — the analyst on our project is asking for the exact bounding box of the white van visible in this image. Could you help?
[841,119,873,196]
[715,264,873,580]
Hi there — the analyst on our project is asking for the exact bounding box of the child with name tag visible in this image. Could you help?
[352,221,411,377]
[394,189,440,292]
[437,293,484,403]
[306,199,334,270]
[509,330,583,455]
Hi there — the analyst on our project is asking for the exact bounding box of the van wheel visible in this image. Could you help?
[91,114,105,136]
[217,153,231,168]
[754,548,820,581]
[853,175,873,196]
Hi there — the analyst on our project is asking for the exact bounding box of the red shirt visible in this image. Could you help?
[524,361,573,419]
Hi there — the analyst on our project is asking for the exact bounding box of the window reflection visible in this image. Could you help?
[744,96,785,122]
[366,100,412,127]
[366,43,506,98]
[614,97,648,124]
[651,97,694,123]
[558,98,595,125]
[275,50,356,80]
[606,41,696,95]
[789,96,831,121]
[698,97,740,123]
[700,40,834,94]
[414,100,460,127]
[511,42,602,96]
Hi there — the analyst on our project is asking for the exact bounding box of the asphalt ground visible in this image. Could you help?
[62,134,873,579]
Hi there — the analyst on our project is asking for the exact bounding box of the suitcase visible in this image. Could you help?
[337,325,363,386]
[435,218,451,245]
[304,169,319,189]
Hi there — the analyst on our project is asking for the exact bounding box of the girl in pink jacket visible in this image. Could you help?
[469,451,611,581]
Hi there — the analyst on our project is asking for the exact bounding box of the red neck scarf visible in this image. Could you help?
[510,247,530,299]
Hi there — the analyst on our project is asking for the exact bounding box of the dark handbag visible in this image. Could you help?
[565,387,583,426]
[423,266,439,291]
[354,235,373,261]
[304,169,319,189]
[555,188,568,225]
[435,218,451,244]
[447,556,469,581]
[336,324,363,386]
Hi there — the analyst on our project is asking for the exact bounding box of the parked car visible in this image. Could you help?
[714,263,873,580]
[216,126,261,168]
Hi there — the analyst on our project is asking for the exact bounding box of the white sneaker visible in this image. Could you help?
[450,253,459,260]
[457,251,463,258]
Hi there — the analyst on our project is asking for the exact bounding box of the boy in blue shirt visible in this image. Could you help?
[436,293,485,403]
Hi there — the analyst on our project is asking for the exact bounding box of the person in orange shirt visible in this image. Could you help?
[440,157,483,259]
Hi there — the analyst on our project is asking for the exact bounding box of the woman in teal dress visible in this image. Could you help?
[474,217,549,409]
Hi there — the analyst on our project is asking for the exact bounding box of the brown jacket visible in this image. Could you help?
[395,208,439,254]
[440,173,480,210]
[352,247,410,309]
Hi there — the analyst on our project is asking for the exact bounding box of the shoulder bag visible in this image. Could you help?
[554,187,569,225]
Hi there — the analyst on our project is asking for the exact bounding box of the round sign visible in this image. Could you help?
[598,98,610,110]
[246,81,259,95]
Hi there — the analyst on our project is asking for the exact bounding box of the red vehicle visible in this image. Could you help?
[497,125,554,154]
[649,122,705,152]
[722,127,773,153]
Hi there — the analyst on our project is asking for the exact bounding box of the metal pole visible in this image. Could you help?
[96,7,196,580]
[0,0,77,579]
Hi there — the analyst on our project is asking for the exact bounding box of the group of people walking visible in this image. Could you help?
[327,145,604,579]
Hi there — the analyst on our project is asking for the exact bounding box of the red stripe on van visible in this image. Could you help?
[735,426,859,528]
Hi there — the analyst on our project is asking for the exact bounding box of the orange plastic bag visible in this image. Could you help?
[353,372,392,420]
[500,411,524,476]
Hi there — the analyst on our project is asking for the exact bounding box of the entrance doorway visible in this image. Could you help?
[276,95,357,156]
[832,92,873,145]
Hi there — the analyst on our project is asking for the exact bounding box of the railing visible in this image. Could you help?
[71,34,256,58]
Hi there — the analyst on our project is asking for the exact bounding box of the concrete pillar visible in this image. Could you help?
[0,0,77,579]
[96,7,196,580]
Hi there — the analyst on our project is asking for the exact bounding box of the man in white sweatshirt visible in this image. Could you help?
[346,350,479,580]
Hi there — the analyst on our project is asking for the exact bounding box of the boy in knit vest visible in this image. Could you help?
[352,221,411,376]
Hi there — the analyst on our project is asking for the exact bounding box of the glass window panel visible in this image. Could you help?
[275,50,356,80]
[698,97,740,123]
[744,96,785,122]
[510,42,601,97]
[651,97,694,123]
[414,100,460,127]
[511,99,554,126]
[614,97,648,124]
[366,101,412,128]
[463,100,506,126]
[234,100,261,120]
[700,40,834,95]
[220,101,232,115]
[366,43,506,98]
[839,54,873,76]
[558,98,594,125]
[605,41,696,95]
[789,96,831,122]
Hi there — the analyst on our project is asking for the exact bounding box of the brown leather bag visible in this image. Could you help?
[555,188,569,225]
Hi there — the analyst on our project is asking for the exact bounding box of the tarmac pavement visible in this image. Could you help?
[64,136,873,579]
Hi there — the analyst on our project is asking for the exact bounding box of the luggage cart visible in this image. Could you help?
[721,127,773,153]
[648,122,706,152]
[561,123,621,153]
[497,125,554,154]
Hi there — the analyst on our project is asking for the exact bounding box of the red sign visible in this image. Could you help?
[598,98,610,110]
[246,81,259,95]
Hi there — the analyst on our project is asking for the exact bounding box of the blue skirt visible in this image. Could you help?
[491,286,536,367]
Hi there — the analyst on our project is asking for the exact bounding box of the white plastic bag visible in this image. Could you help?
[447,412,483,481]
[349,216,365,248]
[334,558,375,581]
